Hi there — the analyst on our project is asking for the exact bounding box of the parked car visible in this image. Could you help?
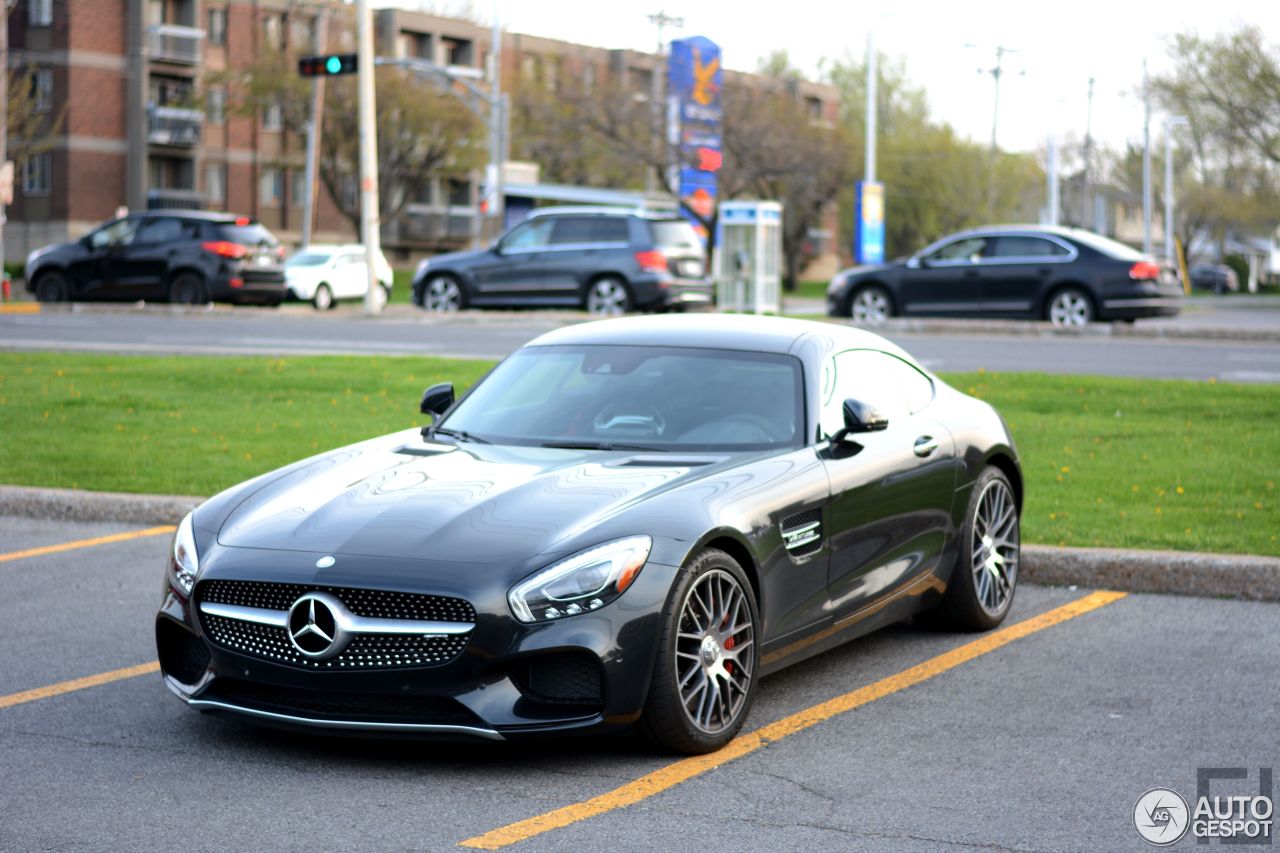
[410,206,714,315]
[156,315,1022,754]
[1188,263,1239,294]
[284,244,393,310]
[25,211,287,306]
[826,225,1183,326]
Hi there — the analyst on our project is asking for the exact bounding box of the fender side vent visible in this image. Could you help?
[781,508,823,557]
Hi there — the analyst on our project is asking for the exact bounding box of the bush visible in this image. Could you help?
[3,262,23,281]
[1223,254,1250,288]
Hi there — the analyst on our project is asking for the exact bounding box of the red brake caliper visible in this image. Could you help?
[723,616,735,674]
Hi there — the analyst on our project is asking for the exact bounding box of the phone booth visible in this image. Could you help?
[714,200,782,314]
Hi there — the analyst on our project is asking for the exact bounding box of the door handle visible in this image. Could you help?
[913,435,938,458]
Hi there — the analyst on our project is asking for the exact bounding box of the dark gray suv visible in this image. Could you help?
[411,207,714,314]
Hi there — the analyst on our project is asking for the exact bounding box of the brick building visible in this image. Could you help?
[5,1,840,270]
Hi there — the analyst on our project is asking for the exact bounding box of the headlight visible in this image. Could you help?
[167,511,200,597]
[508,536,652,623]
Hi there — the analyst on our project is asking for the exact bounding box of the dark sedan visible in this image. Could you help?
[827,225,1183,326]
[25,211,287,306]
[1189,263,1239,294]
[156,316,1022,754]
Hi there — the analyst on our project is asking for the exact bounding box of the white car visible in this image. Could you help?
[284,244,394,310]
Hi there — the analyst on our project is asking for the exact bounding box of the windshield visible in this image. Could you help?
[286,251,331,267]
[650,219,701,251]
[442,345,805,451]
[216,222,279,247]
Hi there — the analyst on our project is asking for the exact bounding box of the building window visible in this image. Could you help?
[259,168,283,206]
[263,13,282,50]
[290,16,314,50]
[31,68,53,113]
[262,102,283,131]
[290,171,306,208]
[443,37,473,67]
[28,0,53,26]
[446,178,470,207]
[206,86,225,124]
[205,163,226,203]
[23,153,52,195]
[207,8,227,46]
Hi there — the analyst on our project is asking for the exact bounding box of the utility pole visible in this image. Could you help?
[976,45,1016,220]
[1164,116,1189,265]
[356,0,382,315]
[646,10,682,195]
[1081,76,1094,228]
[1142,59,1152,256]
[485,9,502,237]
[1046,133,1059,225]
[865,29,877,183]
[300,9,330,249]
[1,2,8,289]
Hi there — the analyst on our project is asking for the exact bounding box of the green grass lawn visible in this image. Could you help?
[389,269,415,304]
[1,352,1275,556]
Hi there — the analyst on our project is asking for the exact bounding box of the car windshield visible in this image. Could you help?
[216,222,278,247]
[651,219,701,251]
[441,345,805,451]
[286,251,332,267]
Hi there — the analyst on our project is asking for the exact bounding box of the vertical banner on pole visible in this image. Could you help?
[854,180,885,265]
[667,36,722,245]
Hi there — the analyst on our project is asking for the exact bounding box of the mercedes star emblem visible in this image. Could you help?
[286,592,348,660]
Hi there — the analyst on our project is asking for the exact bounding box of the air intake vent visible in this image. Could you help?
[781,508,823,557]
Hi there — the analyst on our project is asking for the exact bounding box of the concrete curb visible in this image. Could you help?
[4,485,1278,603]
[829,317,1280,344]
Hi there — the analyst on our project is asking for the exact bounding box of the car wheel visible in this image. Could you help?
[168,273,208,305]
[423,275,465,312]
[585,276,632,316]
[34,271,70,303]
[937,467,1020,631]
[642,548,760,754]
[313,283,334,311]
[1046,287,1093,327]
[850,285,893,324]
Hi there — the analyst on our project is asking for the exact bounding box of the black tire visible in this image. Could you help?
[34,270,70,303]
[168,272,208,305]
[584,276,633,316]
[641,548,760,754]
[313,283,334,311]
[935,467,1021,631]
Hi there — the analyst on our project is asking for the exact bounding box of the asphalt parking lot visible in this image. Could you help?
[2,516,1276,850]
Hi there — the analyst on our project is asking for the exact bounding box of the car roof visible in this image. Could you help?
[526,314,911,359]
[138,211,260,223]
[526,205,682,221]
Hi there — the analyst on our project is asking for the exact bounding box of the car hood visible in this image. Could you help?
[212,429,735,565]
[836,259,907,282]
[423,247,491,272]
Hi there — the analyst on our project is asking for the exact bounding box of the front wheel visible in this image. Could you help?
[34,271,70,303]
[585,277,632,316]
[423,275,465,312]
[935,467,1020,631]
[312,283,334,311]
[850,285,893,324]
[1046,287,1093,327]
[642,548,759,754]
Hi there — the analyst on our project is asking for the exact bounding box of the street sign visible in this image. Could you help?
[855,180,885,264]
[298,54,357,76]
[0,161,13,206]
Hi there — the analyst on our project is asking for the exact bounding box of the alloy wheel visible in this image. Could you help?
[970,477,1019,617]
[587,279,628,316]
[674,568,755,734]
[1048,290,1091,327]
[851,287,890,324]
[425,278,462,312]
[313,284,333,311]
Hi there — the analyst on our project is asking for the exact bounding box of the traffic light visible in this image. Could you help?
[298,54,358,77]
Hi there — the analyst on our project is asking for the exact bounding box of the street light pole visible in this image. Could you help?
[1164,116,1188,265]
[1142,60,1153,256]
[865,29,876,184]
[300,9,329,250]
[356,0,382,315]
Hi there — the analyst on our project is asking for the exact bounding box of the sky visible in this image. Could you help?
[388,0,1280,158]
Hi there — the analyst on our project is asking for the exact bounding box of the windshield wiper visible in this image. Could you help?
[540,440,665,452]
[425,426,490,444]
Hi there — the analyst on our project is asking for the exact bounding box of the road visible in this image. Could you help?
[1,515,1276,850]
[3,307,1280,382]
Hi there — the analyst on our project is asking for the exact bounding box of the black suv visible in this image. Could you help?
[411,207,713,314]
[25,211,287,306]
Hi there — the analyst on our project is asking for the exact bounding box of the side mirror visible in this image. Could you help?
[419,382,455,417]
[833,398,889,443]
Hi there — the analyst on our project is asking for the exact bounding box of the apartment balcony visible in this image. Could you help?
[148,24,204,66]
[148,106,203,147]
[399,204,474,242]
[147,188,206,210]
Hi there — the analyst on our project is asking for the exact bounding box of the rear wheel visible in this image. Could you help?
[312,283,334,311]
[168,273,208,305]
[585,277,632,316]
[642,548,759,754]
[34,271,70,303]
[1046,287,1093,327]
[850,285,893,324]
[934,467,1020,631]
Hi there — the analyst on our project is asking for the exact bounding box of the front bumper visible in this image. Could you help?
[155,551,679,740]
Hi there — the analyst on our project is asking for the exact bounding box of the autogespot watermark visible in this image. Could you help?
[1134,767,1274,846]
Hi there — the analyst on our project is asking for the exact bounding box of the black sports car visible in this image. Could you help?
[156,315,1023,754]
[826,224,1183,326]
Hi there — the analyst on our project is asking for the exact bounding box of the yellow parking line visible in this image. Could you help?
[0,661,160,710]
[0,302,40,314]
[459,590,1127,850]
[0,525,175,564]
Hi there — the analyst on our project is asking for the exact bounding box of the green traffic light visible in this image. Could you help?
[325,56,342,74]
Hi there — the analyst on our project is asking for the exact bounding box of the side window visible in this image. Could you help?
[991,236,1070,258]
[338,254,363,266]
[133,218,186,245]
[818,350,912,438]
[880,353,935,413]
[89,218,140,249]
[590,217,629,244]
[500,219,554,251]
[926,236,990,263]
[549,216,598,245]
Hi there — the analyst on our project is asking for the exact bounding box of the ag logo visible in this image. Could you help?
[1135,788,1191,846]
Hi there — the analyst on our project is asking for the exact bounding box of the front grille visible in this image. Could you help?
[196,580,474,670]
[510,653,604,707]
[204,679,482,725]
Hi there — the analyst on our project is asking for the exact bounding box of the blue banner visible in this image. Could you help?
[855,181,885,264]
[668,37,722,243]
